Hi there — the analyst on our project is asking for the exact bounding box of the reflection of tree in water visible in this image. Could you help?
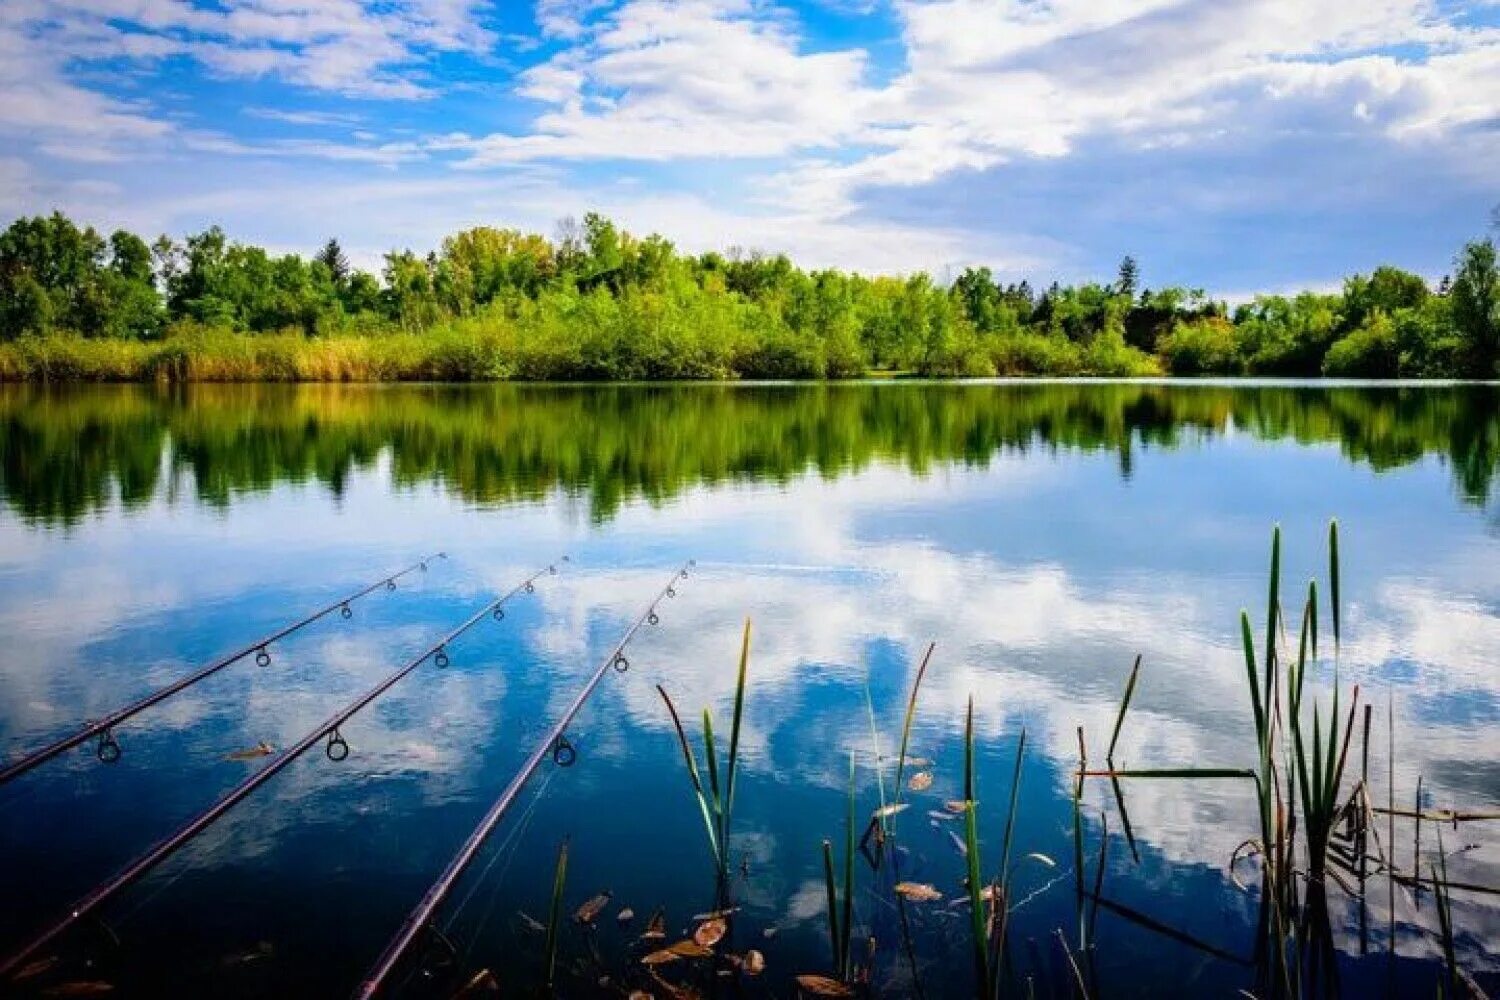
[0,382,1496,527]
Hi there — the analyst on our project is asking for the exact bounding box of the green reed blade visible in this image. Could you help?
[702,709,721,814]
[1106,655,1141,764]
[1308,578,1319,661]
[1240,611,1266,746]
[822,838,842,976]
[894,642,936,811]
[842,753,855,981]
[864,681,889,831]
[1265,525,1281,712]
[543,838,569,993]
[963,697,991,995]
[657,684,720,863]
[1082,768,1257,780]
[1000,728,1026,885]
[1329,520,1341,652]
[724,618,750,830]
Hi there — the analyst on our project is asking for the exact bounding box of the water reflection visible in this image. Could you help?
[1,382,1497,527]
[0,382,1495,996]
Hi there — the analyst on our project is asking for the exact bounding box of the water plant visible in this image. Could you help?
[656,618,751,890]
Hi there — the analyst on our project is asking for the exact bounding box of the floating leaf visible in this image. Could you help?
[690,906,740,921]
[223,741,274,761]
[219,941,273,967]
[642,907,667,940]
[574,890,612,924]
[870,803,908,820]
[946,830,968,857]
[642,940,712,965]
[907,771,933,792]
[450,969,499,998]
[41,985,114,998]
[693,917,727,948]
[894,881,943,902]
[795,974,854,996]
[16,956,60,981]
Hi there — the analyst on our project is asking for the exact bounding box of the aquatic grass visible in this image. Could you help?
[542,839,569,994]
[961,697,991,996]
[820,754,858,983]
[656,618,752,887]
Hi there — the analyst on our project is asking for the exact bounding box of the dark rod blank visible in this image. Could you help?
[0,553,447,789]
[0,558,563,983]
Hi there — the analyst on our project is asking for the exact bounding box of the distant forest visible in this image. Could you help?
[0,211,1496,381]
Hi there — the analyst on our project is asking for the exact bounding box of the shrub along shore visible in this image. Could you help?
[2,212,1496,381]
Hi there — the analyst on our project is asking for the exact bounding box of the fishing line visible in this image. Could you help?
[0,558,565,984]
[355,561,696,999]
[0,553,447,789]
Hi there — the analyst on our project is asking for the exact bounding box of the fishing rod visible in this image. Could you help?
[0,553,447,788]
[355,560,695,999]
[0,558,565,983]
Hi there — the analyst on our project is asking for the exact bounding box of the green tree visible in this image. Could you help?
[1450,238,1498,375]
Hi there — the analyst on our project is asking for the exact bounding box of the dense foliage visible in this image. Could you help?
[1,211,1496,379]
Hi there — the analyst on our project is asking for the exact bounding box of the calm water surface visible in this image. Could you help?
[0,382,1497,997]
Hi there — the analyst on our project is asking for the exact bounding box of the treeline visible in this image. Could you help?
[1,211,1496,380]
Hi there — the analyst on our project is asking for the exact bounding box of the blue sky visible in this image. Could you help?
[3,0,1498,295]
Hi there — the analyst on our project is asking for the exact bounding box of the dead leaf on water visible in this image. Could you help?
[795,974,854,996]
[220,941,273,967]
[690,906,739,921]
[223,741,274,761]
[574,890,612,924]
[450,969,499,998]
[15,956,59,981]
[894,882,943,902]
[642,940,712,965]
[692,917,726,948]
[907,771,933,792]
[42,984,114,998]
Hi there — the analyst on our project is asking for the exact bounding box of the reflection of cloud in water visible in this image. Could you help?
[1,437,1497,977]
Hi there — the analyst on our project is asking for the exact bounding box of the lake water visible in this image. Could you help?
[0,381,1496,998]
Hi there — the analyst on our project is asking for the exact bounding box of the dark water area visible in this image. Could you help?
[0,381,1496,998]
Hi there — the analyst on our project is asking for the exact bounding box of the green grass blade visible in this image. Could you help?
[724,618,750,827]
[1329,520,1341,652]
[1106,655,1141,764]
[894,642,936,808]
[822,838,842,976]
[543,838,569,993]
[842,752,855,981]
[964,697,991,994]
[657,684,721,864]
[1000,728,1027,884]
[1240,611,1266,745]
